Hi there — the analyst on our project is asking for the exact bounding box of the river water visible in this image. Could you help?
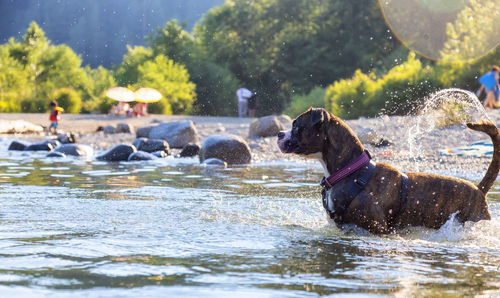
[0,139,499,297]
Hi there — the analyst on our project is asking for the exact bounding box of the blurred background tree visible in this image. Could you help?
[0,0,498,117]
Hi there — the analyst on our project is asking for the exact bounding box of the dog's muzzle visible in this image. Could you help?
[277,131,291,153]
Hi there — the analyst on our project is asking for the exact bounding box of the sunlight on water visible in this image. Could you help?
[0,134,499,296]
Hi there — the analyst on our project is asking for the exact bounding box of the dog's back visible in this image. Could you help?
[397,172,489,229]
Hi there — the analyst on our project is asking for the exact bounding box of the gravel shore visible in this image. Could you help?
[2,110,500,179]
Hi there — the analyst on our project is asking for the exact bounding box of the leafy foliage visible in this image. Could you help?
[0,0,224,67]
[0,45,31,112]
[50,88,82,114]
[195,0,399,114]
[440,0,500,62]
[114,46,154,87]
[284,87,326,118]
[325,53,441,119]
[134,54,195,115]
[1,1,499,118]
[0,22,118,113]
[146,20,240,116]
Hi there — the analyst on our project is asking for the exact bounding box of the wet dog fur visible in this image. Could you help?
[277,108,497,234]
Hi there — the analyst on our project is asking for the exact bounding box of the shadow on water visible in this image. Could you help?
[0,135,499,296]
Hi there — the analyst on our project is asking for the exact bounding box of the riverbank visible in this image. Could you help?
[1,110,500,178]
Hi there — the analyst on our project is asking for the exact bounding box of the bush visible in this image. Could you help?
[147,98,173,115]
[325,70,378,119]
[325,53,442,119]
[284,87,326,118]
[50,88,82,113]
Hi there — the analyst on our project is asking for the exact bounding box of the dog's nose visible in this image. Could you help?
[277,131,285,139]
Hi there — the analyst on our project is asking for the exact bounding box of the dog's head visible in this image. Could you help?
[277,107,331,155]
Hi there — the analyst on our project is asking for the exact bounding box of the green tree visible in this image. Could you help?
[82,66,117,113]
[147,19,240,116]
[114,46,154,86]
[440,0,500,62]
[147,20,196,64]
[134,54,196,114]
[195,0,399,114]
[50,88,82,113]
[4,22,96,112]
[0,44,31,112]
[284,87,326,118]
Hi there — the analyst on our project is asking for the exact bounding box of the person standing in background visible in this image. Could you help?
[236,87,252,117]
[247,92,259,117]
[476,66,500,109]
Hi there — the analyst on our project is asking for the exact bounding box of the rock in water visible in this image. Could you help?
[46,151,66,158]
[127,151,158,161]
[179,143,200,157]
[54,144,94,157]
[199,134,251,164]
[57,133,76,144]
[8,140,28,151]
[133,138,169,153]
[152,151,168,158]
[148,121,198,148]
[24,140,60,151]
[96,144,137,161]
[201,158,227,167]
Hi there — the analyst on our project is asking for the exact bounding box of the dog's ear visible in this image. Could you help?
[310,108,328,127]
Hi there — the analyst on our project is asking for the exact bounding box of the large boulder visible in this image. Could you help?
[8,140,28,151]
[148,121,198,148]
[0,120,43,134]
[96,144,136,161]
[249,115,284,138]
[277,115,292,130]
[54,144,94,157]
[136,126,154,138]
[132,137,169,154]
[199,134,251,165]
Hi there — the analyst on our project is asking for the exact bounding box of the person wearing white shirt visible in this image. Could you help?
[236,87,252,117]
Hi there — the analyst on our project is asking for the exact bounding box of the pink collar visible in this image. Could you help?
[320,151,372,190]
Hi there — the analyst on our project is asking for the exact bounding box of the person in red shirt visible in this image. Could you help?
[49,101,63,134]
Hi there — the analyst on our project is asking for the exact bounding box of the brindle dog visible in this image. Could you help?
[277,108,498,234]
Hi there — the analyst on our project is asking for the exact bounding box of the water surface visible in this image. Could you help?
[0,139,499,297]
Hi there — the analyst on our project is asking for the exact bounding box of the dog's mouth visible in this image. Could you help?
[278,139,292,153]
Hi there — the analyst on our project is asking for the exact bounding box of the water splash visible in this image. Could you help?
[408,88,489,171]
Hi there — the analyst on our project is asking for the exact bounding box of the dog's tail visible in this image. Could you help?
[467,120,500,195]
